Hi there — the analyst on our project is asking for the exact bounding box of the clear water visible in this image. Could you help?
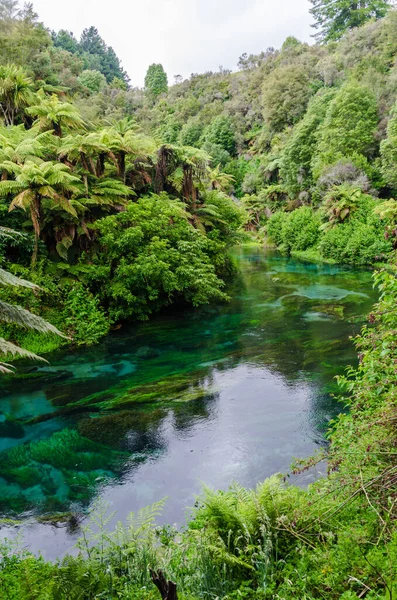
[0,248,377,558]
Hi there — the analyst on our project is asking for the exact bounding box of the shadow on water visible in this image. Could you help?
[0,248,378,558]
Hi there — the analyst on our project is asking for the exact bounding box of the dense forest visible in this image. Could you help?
[1,0,397,598]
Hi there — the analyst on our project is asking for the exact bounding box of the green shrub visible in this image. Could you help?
[266,211,289,246]
[320,219,391,265]
[62,282,109,345]
[88,193,233,322]
[281,206,320,252]
[203,115,236,154]
[267,207,320,253]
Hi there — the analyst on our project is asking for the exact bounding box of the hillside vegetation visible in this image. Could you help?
[1,1,397,353]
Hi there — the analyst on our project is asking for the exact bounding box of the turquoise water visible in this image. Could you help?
[0,248,377,558]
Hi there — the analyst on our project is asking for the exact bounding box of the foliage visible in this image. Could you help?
[280,89,335,195]
[267,190,392,265]
[77,69,106,94]
[88,193,238,321]
[380,98,397,189]
[313,82,378,178]
[203,115,236,155]
[267,207,320,253]
[54,25,129,85]
[0,64,34,126]
[145,63,168,98]
[310,0,392,42]
[61,282,109,345]
[0,228,64,372]
[262,65,312,132]
[322,183,363,226]
[179,117,204,147]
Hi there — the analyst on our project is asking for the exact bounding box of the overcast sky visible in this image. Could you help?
[32,0,313,87]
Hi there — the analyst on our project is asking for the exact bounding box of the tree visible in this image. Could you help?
[0,64,34,125]
[27,91,84,136]
[280,89,335,195]
[79,26,129,85]
[204,115,236,155]
[78,69,106,94]
[0,125,54,168]
[145,64,168,98]
[0,160,80,264]
[310,0,392,42]
[99,120,156,183]
[381,100,397,189]
[0,0,20,23]
[179,118,203,148]
[0,227,65,373]
[90,194,229,322]
[52,29,79,54]
[262,65,312,132]
[313,82,378,177]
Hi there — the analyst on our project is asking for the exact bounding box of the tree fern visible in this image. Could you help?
[0,300,64,335]
[0,229,65,372]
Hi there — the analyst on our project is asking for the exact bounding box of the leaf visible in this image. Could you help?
[0,268,40,290]
[0,301,66,337]
[56,236,73,260]
[0,337,48,363]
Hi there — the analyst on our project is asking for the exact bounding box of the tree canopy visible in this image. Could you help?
[144,63,168,97]
[310,0,393,41]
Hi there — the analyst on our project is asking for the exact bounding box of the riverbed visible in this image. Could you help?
[0,248,378,558]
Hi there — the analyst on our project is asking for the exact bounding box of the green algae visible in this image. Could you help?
[0,429,128,515]
[70,371,216,412]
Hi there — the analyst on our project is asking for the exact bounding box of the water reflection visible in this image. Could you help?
[0,248,377,556]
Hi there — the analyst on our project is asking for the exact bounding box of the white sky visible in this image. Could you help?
[32,0,313,87]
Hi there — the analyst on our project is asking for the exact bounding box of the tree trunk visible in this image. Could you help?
[150,569,178,600]
[30,196,41,268]
[117,152,126,183]
[52,121,62,137]
[96,153,106,177]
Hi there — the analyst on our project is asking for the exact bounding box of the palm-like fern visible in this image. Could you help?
[0,64,34,126]
[99,125,156,182]
[0,125,55,167]
[0,160,80,264]
[0,229,65,373]
[374,199,397,248]
[27,91,84,137]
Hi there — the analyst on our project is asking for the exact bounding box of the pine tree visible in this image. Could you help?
[144,64,168,98]
[310,0,392,42]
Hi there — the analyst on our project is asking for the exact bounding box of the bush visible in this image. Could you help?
[179,117,204,147]
[62,282,110,345]
[320,219,391,265]
[77,69,106,94]
[267,207,320,253]
[262,65,312,132]
[281,206,320,252]
[266,211,289,246]
[88,193,232,321]
[313,83,378,178]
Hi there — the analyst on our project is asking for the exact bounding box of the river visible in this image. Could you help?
[0,248,377,558]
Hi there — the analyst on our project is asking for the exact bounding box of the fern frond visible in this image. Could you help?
[0,268,39,289]
[0,337,47,362]
[0,301,66,337]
